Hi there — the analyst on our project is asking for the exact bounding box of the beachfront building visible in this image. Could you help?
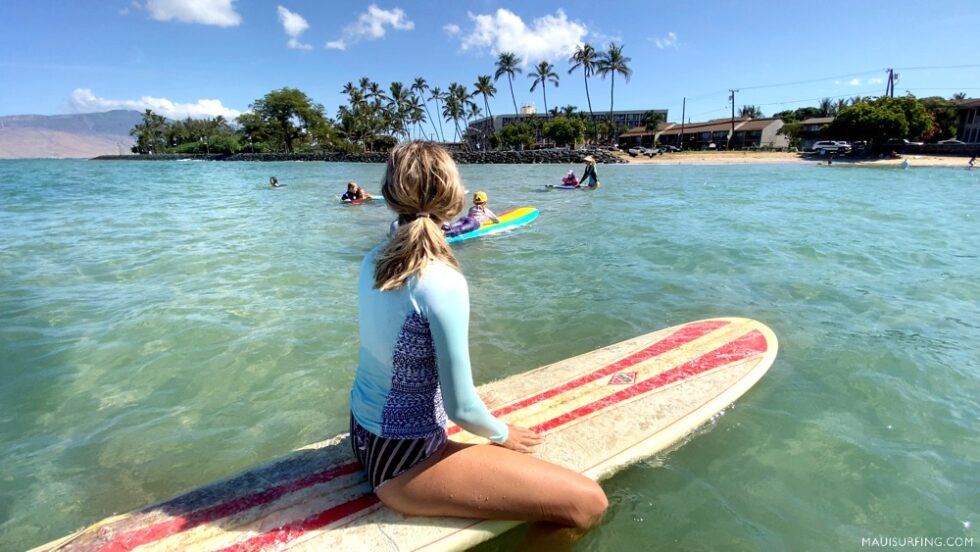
[798,117,834,150]
[619,117,789,150]
[956,99,980,143]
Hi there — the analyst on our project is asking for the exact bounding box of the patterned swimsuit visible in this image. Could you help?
[349,247,509,489]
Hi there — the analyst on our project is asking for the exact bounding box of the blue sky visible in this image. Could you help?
[2,0,979,124]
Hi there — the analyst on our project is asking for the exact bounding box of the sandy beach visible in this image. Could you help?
[617,151,976,168]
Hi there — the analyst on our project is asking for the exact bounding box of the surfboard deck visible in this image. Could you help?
[445,206,538,243]
[35,317,777,552]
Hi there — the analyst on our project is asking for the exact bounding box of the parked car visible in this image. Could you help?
[660,145,681,152]
[937,138,966,144]
[812,140,851,154]
[627,146,648,156]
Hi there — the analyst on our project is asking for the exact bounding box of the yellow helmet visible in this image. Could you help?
[473,191,488,204]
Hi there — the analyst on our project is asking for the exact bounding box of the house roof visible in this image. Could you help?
[956,99,980,109]
[800,117,835,125]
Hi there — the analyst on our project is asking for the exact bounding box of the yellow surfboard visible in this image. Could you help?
[35,317,777,552]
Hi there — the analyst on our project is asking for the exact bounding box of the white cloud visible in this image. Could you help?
[69,88,241,120]
[144,0,241,27]
[869,77,884,85]
[443,23,461,36]
[849,78,862,86]
[653,31,678,49]
[326,4,414,50]
[451,8,587,64]
[277,6,312,50]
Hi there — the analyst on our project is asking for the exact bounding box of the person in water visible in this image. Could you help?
[562,169,579,186]
[342,181,374,202]
[350,141,607,530]
[270,176,281,188]
[441,191,500,237]
[581,156,601,188]
[969,152,977,168]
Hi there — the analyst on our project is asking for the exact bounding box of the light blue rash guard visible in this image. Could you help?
[349,244,509,444]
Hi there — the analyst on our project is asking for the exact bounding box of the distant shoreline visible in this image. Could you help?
[617,151,977,168]
[90,150,627,165]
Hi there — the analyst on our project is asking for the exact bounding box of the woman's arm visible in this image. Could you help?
[419,266,509,443]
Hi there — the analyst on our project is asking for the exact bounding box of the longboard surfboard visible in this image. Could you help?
[445,206,538,244]
[35,317,777,552]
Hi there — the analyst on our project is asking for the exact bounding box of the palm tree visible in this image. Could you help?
[494,52,522,117]
[562,105,577,117]
[738,105,763,118]
[951,92,967,100]
[406,95,426,140]
[474,75,497,148]
[529,61,559,119]
[818,98,834,117]
[596,43,632,141]
[833,98,848,114]
[411,77,440,141]
[444,83,466,143]
[849,95,864,106]
[429,86,446,142]
[569,43,598,139]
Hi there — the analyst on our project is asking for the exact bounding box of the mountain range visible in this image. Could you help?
[0,110,141,159]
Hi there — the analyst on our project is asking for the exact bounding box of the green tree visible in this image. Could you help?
[497,122,535,149]
[777,120,802,148]
[528,61,559,118]
[245,87,328,152]
[919,96,958,141]
[738,105,763,118]
[494,52,523,117]
[596,43,632,142]
[474,75,497,148]
[543,116,586,147]
[829,98,908,146]
[412,77,441,141]
[568,43,598,140]
[130,109,167,154]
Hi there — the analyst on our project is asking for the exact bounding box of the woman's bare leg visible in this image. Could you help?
[375,440,608,529]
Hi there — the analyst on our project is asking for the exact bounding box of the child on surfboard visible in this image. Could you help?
[350,141,607,533]
[561,170,579,186]
[341,181,374,202]
[441,191,500,237]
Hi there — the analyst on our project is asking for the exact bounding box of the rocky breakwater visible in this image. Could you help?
[91,149,625,164]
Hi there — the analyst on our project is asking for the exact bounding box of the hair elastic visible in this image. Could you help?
[415,212,431,218]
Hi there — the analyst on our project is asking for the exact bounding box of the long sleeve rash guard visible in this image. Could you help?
[349,244,509,444]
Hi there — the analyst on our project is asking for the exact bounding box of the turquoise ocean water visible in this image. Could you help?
[1,159,977,550]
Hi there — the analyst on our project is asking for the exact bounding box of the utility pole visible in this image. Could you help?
[885,68,898,98]
[680,97,686,150]
[729,89,738,150]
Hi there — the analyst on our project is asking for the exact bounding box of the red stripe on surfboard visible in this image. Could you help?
[531,329,768,434]
[98,462,363,552]
[214,495,381,552]
[94,319,731,550]
[223,328,767,552]
[447,319,730,436]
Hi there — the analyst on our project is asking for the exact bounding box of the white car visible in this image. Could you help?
[812,141,851,154]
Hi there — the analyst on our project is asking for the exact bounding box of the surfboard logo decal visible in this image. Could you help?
[608,372,637,385]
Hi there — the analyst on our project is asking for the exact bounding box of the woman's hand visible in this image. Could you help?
[500,425,543,453]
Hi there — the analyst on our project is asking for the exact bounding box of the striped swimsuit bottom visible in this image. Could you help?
[350,414,448,490]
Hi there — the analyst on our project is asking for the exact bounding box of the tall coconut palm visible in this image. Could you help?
[562,105,577,117]
[444,83,465,142]
[596,43,632,137]
[849,95,864,106]
[406,95,426,140]
[738,105,762,118]
[569,43,598,138]
[833,98,848,114]
[474,75,496,147]
[412,77,440,141]
[529,61,559,119]
[494,52,522,117]
[818,97,834,117]
[429,86,446,142]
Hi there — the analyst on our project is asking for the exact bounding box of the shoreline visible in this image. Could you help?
[618,151,976,168]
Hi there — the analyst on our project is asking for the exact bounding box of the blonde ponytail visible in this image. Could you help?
[374,142,465,291]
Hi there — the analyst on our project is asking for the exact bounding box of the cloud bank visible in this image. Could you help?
[277,6,312,50]
[449,9,588,64]
[144,0,242,27]
[69,88,242,120]
[326,5,414,50]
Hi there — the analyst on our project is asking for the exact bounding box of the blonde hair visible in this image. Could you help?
[374,141,465,291]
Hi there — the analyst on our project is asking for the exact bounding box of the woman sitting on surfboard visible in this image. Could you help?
[441,190,500,237]
[341,181,374,202]
[349,141,607,530]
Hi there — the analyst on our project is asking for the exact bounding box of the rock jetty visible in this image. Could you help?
[91,148,626,164]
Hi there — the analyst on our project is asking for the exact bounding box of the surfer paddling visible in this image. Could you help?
[349,141,608,531]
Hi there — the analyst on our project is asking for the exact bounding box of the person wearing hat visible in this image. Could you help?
[442,191,500,237]
[581,156,601,188]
